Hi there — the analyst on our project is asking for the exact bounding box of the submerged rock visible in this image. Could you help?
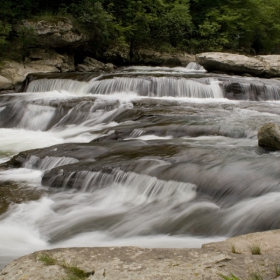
[258,123,280,150]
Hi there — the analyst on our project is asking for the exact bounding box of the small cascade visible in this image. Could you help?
[223,80,280,100]
[23,155,79,171]
[263,84,280,100]
[88,77,223,98]
[44,168,197,205]
[186,62,205,71]
[26,79,89,94]
[0,99,56,131]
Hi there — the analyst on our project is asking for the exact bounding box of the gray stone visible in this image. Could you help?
[1,230,280,280]
[196,52,280,77]
[258,55,280,77]
[77,57,105,72]
[0,75,13,90]
[104,63,115,71]
[258,122,280,150]
[196,52,265,76]
[0,61,59,88]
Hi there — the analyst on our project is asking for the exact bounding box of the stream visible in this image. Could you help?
[1,65,280,269]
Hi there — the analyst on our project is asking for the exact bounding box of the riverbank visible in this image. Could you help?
[1,229,280,279]
[2,51,280,93]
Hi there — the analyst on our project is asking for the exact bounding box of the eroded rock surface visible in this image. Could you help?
[1,230,280,280]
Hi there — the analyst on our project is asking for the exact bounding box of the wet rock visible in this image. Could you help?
[196,52,265,76]
[258,123,280,150]
[28,48,75,72]
[22,18,87,48]
[1,230,280,280]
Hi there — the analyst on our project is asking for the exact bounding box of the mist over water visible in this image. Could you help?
[1,66,280,269]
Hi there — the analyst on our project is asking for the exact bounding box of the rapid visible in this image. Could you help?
[1,65,280,269]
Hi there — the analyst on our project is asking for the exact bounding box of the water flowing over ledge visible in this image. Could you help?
[1,66,280,271]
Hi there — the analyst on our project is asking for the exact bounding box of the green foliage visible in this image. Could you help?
[275,264,280,277]
[0,21,11,57]
[218,272,240,280]
[38,253,94,280]
[250,245,261,255]
[38,253,57,265]
[1,0,280,58]
[231,245,241,254]
[249,271,263,280]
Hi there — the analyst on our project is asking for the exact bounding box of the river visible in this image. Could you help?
[1,65,280,269]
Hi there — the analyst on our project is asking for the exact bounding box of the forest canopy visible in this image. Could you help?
[1,0,280,59]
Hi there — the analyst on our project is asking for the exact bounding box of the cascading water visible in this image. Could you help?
[1,66,280,270]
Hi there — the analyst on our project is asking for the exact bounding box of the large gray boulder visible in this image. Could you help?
[196,52,265,76]
[196,52,280,77]
[258,123,280,150]
[22,18,87,48]
[0,61,59,91]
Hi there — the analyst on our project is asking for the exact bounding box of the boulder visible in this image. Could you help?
[258,123,280,150]
[28,48,75,72]
[196,52,265,76]
[77,57,115,72]
[0,61,59,89]
[22,18,87,48]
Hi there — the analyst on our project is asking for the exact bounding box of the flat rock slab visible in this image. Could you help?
[196,52,280,77]
[1,230,280,279]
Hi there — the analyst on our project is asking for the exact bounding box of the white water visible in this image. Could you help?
[1,68,280,270]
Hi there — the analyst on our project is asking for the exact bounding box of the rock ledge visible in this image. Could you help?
[1,230,280,280]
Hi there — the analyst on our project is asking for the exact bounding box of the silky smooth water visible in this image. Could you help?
[1,66,280,269]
